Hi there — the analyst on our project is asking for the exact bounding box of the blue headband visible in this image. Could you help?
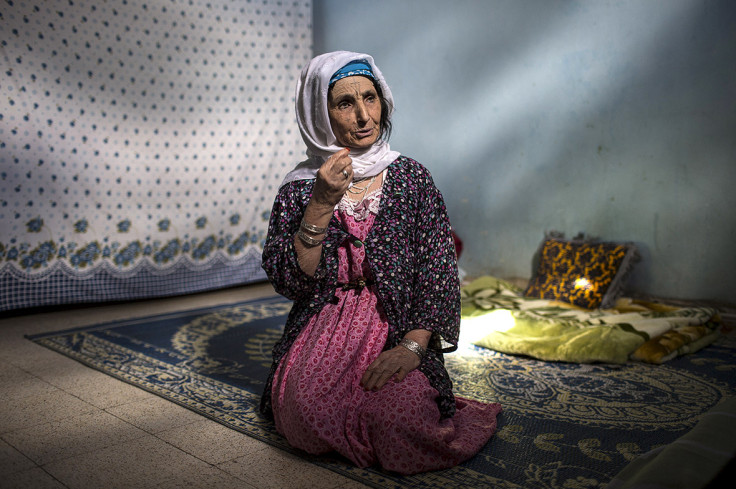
[329,59,375,86]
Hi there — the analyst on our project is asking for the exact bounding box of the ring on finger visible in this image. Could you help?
[342,169,349,178]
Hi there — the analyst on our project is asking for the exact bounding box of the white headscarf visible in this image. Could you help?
[280,51,400,187]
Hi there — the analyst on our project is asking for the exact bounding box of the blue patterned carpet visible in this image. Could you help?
[29,296,736,489]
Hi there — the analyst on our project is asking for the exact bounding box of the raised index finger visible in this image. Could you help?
[330,147,351,165]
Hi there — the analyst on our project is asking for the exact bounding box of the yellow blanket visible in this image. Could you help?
[461,276,720,364]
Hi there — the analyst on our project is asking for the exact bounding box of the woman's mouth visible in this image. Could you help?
[355,128,374,139]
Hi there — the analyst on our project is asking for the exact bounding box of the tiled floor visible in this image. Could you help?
[0,283,371,489]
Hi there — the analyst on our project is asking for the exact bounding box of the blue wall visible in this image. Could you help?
[314,0,736,303]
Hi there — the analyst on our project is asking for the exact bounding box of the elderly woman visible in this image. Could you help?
[261,51,501,474]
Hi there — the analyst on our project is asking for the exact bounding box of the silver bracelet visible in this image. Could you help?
[399,338,426,360]
[300,220,327,234]
[297,230,323,247]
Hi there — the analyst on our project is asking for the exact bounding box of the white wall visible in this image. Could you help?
[314,0,736,303]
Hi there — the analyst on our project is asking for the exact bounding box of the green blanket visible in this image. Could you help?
[461,276,719,364]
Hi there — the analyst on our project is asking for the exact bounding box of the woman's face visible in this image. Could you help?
[327,76,382,150]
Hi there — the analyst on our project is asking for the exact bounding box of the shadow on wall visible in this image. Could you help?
[313,0,736,303]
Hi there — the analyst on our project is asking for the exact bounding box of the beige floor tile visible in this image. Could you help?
[0,335,62,368]
[0,359,21,380]
[0,330,26,353]
[106,396,204,434]
[156,418,269,465]
[4,327,153,409]
[32,360,154,409]
[4,342,87,375]
[0,438,36,476]
[217,444,368,489]
[0,361,57,401]
[3,409,148,465]
[0,467,67,489]
[0,388,97,434]
[43,434,223,489]
[154,465,258,489]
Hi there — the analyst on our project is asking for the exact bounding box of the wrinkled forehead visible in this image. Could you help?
[328,75,377,100]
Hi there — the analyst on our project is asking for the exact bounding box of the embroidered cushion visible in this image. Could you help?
[524,235,639,309]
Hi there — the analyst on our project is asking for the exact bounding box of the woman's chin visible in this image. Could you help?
[346,136,379,151]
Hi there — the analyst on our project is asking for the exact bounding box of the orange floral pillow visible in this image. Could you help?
[524,236,639,309]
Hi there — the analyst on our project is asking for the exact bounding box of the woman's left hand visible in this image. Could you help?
[360,346,421,391]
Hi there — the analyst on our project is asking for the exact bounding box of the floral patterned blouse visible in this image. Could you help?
[260,156,461,419]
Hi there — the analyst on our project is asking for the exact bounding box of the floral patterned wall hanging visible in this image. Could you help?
[0,0,312,311]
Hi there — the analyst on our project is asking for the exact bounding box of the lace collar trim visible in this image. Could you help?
[337,187,383,221]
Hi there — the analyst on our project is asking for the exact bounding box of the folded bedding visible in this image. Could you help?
[461,276,720,364]
[605,396,736,489]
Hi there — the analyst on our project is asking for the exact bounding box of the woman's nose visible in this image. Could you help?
[355,101,369,122]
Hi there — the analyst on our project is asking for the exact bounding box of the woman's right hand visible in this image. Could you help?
[311,148,353,207]
[295,148,352,276]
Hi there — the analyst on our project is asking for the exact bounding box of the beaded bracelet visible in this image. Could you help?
[300,220,328,234]
[297,230,323,247]
[399,338,426,360]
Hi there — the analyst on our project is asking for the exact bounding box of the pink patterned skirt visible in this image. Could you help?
[272,197,501,474]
